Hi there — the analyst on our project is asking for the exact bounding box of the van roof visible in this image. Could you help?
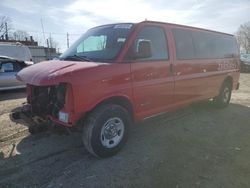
[90,21,234,37]
[138,20,234,37]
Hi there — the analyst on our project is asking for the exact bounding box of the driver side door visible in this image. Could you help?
[129,25,175,119]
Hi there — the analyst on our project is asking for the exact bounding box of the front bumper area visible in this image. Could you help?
[48,115,74,127]
[12,104,76,135]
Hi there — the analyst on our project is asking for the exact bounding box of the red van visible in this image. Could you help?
[17,21,240,157]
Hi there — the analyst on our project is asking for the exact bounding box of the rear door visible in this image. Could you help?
[171,28,205,104]
[129,25,175,118]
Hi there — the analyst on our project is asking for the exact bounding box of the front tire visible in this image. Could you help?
[213,81,232,108]
[83,104,131,158]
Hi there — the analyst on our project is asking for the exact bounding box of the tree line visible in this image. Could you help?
[235,21,250,54]
[0,16,58,49]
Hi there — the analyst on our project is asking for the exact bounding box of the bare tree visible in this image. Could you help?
[0,16,12,39]
[12,30,29,41]
[236,21,250,53]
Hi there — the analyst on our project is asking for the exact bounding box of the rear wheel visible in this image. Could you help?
[213,81,232,108]
[83,104,131,158]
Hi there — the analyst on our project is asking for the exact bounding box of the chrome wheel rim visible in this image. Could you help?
[100,117,125,148]
[222,87,230,103]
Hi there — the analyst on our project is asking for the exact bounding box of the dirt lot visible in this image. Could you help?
[0,74,250,188]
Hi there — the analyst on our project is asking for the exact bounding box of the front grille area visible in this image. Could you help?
[29,84,67,118]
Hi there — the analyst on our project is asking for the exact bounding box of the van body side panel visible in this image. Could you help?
[174,59,238,102]
[173,59,205,104]
[131,61,175,119]
[197,58,240,97]
[71,63,133,116]
[169,25,240,106]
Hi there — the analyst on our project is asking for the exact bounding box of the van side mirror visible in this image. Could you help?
[135,40,152,59]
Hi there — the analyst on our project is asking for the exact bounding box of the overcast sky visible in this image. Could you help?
[0,0,250,52]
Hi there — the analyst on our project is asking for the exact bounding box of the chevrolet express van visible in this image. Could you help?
[17,21,240,157]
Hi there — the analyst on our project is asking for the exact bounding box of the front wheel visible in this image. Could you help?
[83,104,131,158]
[213,81,232,108]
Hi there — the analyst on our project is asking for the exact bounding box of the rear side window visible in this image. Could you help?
[192,32,238,59]
[215,36,238,58]
[173,28,238,60]
[192,32,213,59]
[172,29,195,59]
[134,26,168,60]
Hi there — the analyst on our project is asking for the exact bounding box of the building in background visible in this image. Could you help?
[28,46,59,63]
[0,36,60,63]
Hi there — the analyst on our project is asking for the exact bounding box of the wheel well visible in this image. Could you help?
[224,76,233,88]
[91,96,134,121]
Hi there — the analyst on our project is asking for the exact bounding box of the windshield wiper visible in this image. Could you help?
[62,54,92,62]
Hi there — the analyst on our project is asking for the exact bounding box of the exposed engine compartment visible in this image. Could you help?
[29,83,67,119]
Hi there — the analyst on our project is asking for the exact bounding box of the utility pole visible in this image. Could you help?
[49,33,52,49]
[5,22,8,40]
[46,38,51,60]
[67,32,69,48]
[41,18,46,47]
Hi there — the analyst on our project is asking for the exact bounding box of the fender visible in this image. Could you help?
[85,93,135,114]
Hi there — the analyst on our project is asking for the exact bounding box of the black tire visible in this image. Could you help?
[83,104,131,158]
[213,81,232,108]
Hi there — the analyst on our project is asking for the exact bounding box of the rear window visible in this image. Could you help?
[173,28,238,60]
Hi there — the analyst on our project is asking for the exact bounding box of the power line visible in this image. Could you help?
[27,30,82,36]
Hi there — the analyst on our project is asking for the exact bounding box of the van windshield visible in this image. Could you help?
[60,24,134,62]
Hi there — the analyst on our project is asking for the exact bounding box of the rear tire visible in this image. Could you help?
[83,104,131,158]
[213,81,232,108]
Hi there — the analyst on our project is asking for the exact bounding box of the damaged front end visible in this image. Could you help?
[25,83,74,127]
[14,60,90,132]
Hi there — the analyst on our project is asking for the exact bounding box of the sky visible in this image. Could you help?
[0,0,250,52]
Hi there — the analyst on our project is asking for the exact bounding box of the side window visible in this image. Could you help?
[173,28,238,60]
[220,36,238,57]
[1,62,14,72]
[0,62,21,73]
[192,32,239,59]
[173,29,195,60]
[134,26,168,60]
[192,31,213,59]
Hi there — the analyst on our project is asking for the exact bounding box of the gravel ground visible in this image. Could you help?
[0,73,250,188]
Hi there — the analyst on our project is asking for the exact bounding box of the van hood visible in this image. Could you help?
[16,60,105,85]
